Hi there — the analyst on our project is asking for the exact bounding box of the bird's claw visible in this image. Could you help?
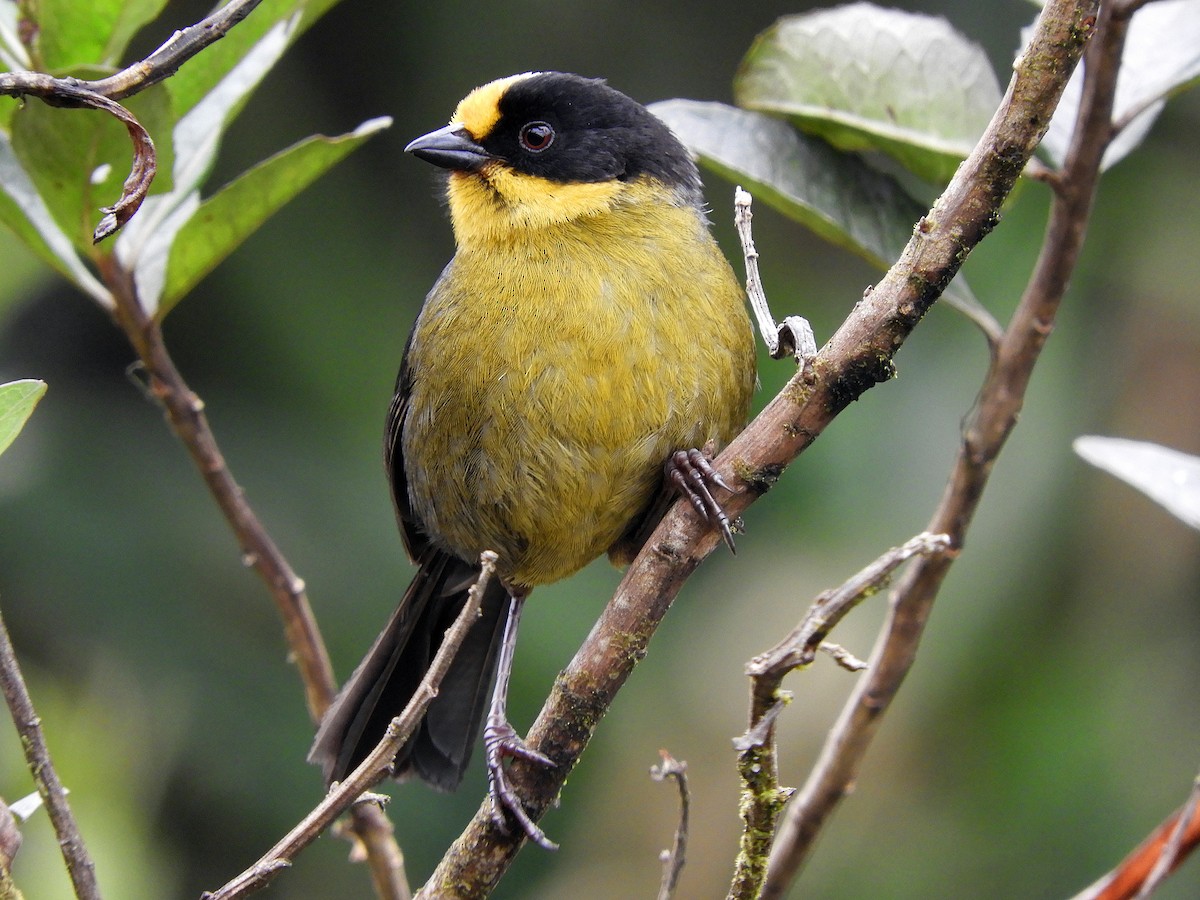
[484,717,558,850]
[666,447,737,552]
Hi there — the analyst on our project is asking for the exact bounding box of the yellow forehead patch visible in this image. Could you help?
[451,72,541,140]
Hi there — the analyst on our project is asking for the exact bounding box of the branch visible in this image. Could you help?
[94,258,405,895]
[1070,775,1200,900]
[415,1,1099,895]
[650,751,690,900]
[763,2,1120,893]
[727,533,951,900]
[87,0,266,100]
[0,604,99,900]
[203,552,500,900]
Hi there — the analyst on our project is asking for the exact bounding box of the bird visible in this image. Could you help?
[309,71,756,849]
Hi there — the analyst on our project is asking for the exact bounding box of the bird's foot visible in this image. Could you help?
[484,716,558,850]
[666,446,737,552]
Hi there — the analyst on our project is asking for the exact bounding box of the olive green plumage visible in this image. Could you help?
[312,71,755,791]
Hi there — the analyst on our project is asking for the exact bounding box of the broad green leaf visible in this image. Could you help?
[159,116,392,317]
[166,0,344,121]
[0,131,111,303]
[9,86,173,250]
[0,379,46,458]
[651,99,996,337]
[1074,437,1200,531]
[735,3,1002,185]
[21,0,166,70]
[1039,0,1200,170]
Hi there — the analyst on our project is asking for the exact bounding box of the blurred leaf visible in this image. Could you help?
[26,0,168,70]
[1039,0,1200,170]
[0,132,111,303]
[0,379,47,458]
[734,3,1002,185]
[160,116,392,316]
[165,0,345,121]
[1074,436,1200,530]
[651,99,998,338]
[8,86,173,250]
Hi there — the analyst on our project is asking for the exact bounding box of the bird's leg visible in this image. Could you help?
[666,445,737,552]
[484,590,558,850]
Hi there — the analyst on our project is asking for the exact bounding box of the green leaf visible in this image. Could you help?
[734,3,1002,185]
[1074,437,1200,531]
[166,0,345,121]
[651,100,998,339]
[23,0,167,70]
[0,379,47,458]
[1039,1,1200,170]
[0,131,111,303]
[158,116,392,317]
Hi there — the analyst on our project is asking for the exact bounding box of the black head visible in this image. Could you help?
[408,72,702,202]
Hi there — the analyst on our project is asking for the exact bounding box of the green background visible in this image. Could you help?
[1,0,1198,897]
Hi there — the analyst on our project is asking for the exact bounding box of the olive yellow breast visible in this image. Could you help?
[401,178,754,588]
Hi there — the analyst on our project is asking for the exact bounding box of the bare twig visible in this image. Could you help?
[1070,775,1200,900]
[88,0,267,100]
[734,187,815,363]
[762,2,1118,894]
[1135,776,1200,898]
[0,77,157,243]
[747,532,952,689]
[415,3,1096,895]
[94,257,407,896]
[203,553,499,900]
[728,532,951,900]
[817,643,867,672]
[98,258,336,722]
[650,751,690,900]
[0,605,99,900]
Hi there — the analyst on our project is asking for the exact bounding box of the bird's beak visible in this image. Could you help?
[405,124,494,172]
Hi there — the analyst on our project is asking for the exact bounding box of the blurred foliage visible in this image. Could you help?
[1,1,1199,898]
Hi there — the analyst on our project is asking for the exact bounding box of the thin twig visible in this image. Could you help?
[0,0,264,101]
[0,77,157,243]
[415,3,1096,895]
[762,2,1116,894]
[0,604,100,900]
[98,258,336,723]
[203,553,499,900]
[94,257,407,896]
[1135,776,1200,899]
[88,0,266,100]
[728,532,951,900]
[650,751,690,900]
[734,187,815,363]
[1070,775,1200,900]
[817,643,867,672]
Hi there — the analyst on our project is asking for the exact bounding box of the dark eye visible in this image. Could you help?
[518,121,555,153]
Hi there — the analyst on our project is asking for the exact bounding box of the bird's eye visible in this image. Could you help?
[518,121,555,153]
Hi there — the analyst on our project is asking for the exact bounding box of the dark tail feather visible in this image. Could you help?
[309,549,509,789]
